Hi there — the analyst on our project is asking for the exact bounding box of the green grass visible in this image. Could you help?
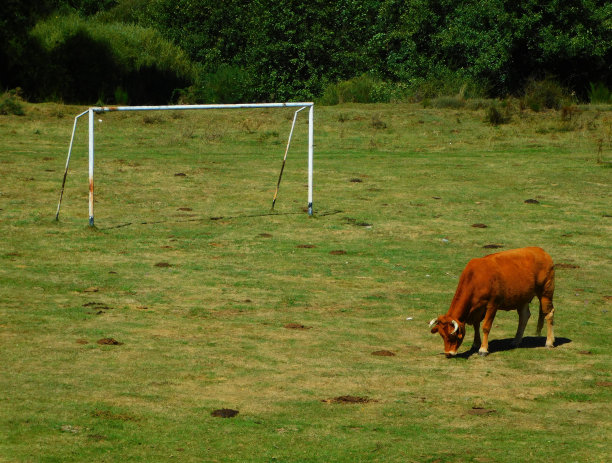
[1,102,611,462]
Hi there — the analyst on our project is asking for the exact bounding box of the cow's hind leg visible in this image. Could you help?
[536,269,555,348]
[513,303,531,347]
[537,297,555,348]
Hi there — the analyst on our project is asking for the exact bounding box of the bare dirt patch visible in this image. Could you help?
[371,350,396,357]
[555,263,580,269]
[258,233,273,238]
[177,207,192,211]
[330,250,347,255]
[82,287,100,293]
[297,244,316,249]
[155,262,172,268]
[524,199,540,204]
[483,244,503,249]
[97,338,123,346]
[83,302,113,314]
[595,381,612,387]
[211,408,239,418]
[284,323,311,330]
[471,223,488,228]
[343,217,372,227]
[323,396,374,404]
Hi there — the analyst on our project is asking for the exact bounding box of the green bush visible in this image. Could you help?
[486,104,510,125]
[431,96,466,109]
[588,82,611,104]
[191,64,254,104]
[318,83,340,106]
[319,75,400,105]
[338,75,378,104]
[522,78,573,112]
[114,86,129,105]
[370,81,411,103]
[412,73,488,101]
[0,89,26,116]
[319,72,491,107]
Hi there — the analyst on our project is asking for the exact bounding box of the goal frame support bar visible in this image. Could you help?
[55,102,314,226]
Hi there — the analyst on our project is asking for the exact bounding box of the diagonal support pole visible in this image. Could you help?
[55,110,88,221]
[272,106,307,210]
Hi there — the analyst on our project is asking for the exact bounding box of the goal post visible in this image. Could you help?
[55,102,315,226]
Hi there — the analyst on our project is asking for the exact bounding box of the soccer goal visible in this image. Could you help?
[55,102,314,226]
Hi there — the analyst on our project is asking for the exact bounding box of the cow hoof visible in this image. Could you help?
[478,351,489,357]
[545,344,555,349]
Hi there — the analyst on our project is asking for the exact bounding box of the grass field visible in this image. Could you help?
[1,101,611,462]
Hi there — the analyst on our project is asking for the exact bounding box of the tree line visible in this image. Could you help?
[1,0,610,105]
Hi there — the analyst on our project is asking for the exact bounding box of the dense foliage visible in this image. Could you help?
[28,14,193,104]
[1,0,610,104]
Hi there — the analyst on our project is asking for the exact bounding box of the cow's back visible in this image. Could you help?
[462,247,554,309]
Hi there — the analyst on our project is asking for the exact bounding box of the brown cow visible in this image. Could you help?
[429,247,556,357]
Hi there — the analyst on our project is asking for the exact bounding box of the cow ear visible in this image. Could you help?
[430,326,439,334]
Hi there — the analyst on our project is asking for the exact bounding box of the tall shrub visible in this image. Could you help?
[28,14,195,104]
[588,82,612,104]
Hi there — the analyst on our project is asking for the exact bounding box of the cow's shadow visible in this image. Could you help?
[456,336,572,358]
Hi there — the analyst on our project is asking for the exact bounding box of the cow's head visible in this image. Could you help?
[429,315,465,357]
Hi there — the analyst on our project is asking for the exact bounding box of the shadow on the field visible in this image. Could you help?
[456,336,572,358]
[99,209,343,230]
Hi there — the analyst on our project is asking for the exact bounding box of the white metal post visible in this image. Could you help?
[58,103,314,225]
[88,109,94,226]
[308,104,314,216]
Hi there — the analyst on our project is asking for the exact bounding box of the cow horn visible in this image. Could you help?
[429,319,439,328]
[451,320,459,334]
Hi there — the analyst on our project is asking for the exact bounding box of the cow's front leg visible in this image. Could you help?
[471,321,482,352]
[479,307,497,356]
[512,303,531,347]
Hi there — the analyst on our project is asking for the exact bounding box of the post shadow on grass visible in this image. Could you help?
[97,210,343,230]
[455,336,572,359]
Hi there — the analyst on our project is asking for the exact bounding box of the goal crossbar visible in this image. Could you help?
[55,103,314,226]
